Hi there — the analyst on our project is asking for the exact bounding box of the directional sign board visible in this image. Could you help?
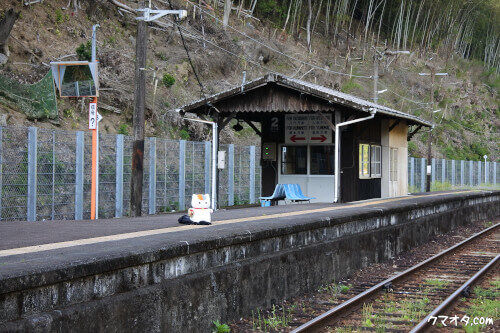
[285,114,332,144]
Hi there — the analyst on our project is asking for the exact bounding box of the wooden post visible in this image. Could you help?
[130,10,148,217]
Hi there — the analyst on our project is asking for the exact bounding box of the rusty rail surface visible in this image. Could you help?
[292,222,499,332]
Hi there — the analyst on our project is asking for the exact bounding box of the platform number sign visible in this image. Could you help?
[88,102,102,129]
[270,117,279,132]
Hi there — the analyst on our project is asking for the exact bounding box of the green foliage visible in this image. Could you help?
[341,79,361,93]
[251,304,295,331]
[54,9,68,25]
[63,108,75,118]
[431,181,452,191]
[76,41,93,61]
[117,123,129,135]
[162,73,176,88]
[408,141,417,156]
[179,128,190,140]
[212,320,230,333]
[255,0,286,22]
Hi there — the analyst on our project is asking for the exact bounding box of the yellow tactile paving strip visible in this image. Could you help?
[0,191,484,258]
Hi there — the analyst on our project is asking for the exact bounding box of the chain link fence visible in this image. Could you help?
[408,157,499,193]
[0,126,261,221]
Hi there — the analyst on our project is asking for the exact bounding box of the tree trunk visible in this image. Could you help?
[223,0,232,28]
[0,9,20,56]
[306,0,312,52]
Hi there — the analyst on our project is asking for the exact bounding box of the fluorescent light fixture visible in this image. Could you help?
[377,89,387,94]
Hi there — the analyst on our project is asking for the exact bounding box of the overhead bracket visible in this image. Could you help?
[136,8,187,21]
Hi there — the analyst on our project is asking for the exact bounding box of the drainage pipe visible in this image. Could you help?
[334,109,377,203]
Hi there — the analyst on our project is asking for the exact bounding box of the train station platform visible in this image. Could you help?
[0,190,499,331]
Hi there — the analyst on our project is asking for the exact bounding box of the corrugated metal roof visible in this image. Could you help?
[177,73,432,127]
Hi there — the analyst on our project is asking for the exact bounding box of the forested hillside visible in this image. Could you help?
[0,0,498,160]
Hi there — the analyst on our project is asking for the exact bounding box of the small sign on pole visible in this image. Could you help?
[89,102,97,129]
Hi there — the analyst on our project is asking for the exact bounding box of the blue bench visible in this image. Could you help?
[259,184,286,206]
[259,184,315,206]
[283,184,315,203]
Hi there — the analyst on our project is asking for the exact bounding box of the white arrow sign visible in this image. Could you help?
[97,112,102,123]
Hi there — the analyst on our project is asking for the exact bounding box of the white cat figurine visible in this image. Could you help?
[188,194,213,223]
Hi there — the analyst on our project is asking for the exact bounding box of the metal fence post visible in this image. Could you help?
[451,160,455,185]
[493,162,497,185]
[27,127,37,222]
[409,157,414,188]
[0,127,3,220]
[228,144,234,206]
[478,161,482,185]
[469,161,473,186]
[460,160,464,187]
[75,131,84,220]
[148,137,157,215]
[420,158,426,193]
[204,141,211,194]
[485,162,489,184]
[179,140,186,210]
[431,158,436,184]
[115,134,124,218]
[249,146,256,204]
[441,158,446,183]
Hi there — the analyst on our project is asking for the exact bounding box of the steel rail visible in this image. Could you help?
[411,253,499,332]
[291,222,499,332]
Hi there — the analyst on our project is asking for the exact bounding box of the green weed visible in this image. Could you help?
[212,320,230,333]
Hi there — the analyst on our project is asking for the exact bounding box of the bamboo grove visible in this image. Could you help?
[210,0,499,72]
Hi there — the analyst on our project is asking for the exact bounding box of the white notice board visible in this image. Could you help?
[285,114,332,144]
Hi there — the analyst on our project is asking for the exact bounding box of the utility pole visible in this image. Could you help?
[131,1,148,217]
[373,54,379,103]
[130,5,187,217]
[419,70,447,192]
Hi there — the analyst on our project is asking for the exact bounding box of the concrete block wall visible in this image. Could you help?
[0,192,499,332]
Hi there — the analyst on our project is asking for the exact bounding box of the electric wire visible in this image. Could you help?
[166,0,207,100]
[177,0,374,79]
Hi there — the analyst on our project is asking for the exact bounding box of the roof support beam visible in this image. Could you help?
[220,112,236,130]
[316,111,336,132]
[243,119,262,137]
[407,125,422,141]
[389,119,400,132]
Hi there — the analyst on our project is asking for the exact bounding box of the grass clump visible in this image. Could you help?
[251,304,295,331]
[162,73,176,87]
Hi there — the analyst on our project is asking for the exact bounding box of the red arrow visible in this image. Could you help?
[290,135,306,142]
[311,135,327,142]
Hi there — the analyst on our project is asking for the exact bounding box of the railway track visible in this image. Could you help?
[292,222,499,332]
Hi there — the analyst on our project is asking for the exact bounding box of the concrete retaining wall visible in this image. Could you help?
[1,191,499,332]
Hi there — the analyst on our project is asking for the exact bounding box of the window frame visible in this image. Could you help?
[358,143,382,179]
[280,145,308,175]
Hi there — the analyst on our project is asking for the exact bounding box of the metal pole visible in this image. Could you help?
[27,127,37,222]
[212,122,218,210]
[115,134,124,218]
[178,140,186,211]
[148,137,157,214]
[75,131,84,220]
[249,146,256,204]
[51,131,55,220]
[425,71,435,192]
[228,144,234,206]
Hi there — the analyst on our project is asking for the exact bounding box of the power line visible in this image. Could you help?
[378,82,432,105]
[166,0,207,100]
[178,0,373,79]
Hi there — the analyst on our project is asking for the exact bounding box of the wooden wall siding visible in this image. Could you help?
[215,85,335,113]
[341,118,382,202]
